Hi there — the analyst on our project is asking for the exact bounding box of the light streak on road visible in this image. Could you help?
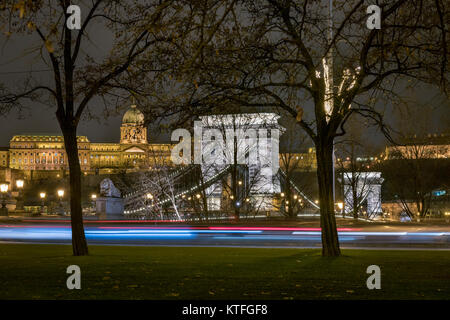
[0,224,448,247]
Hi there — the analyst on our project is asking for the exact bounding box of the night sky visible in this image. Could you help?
[0,23,448,151]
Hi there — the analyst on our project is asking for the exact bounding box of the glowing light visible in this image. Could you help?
[39,192,46,199]
[146,193,153,199]
[57,189,64,198]
[280,192,285,197]
[91,194,97,200]
[336,202,343,210]
[0,183,8,193]
[16,179,24,189]
[196,194,201,199]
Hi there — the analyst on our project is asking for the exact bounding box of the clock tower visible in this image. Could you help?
[120,104,147,144]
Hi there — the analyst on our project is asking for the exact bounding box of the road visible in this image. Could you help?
[1,221,449,249]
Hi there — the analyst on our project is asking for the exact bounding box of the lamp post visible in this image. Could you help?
[146,193,154,215]
[91,194,97,215]
[15,179,24,212]
[336,202,344,216]
[0,183,9,216]
[57,189,65,216]
[39,192,46,216]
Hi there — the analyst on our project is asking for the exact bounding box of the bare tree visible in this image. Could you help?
[383,102,450,220]
[278,119,317,218]
[0,1,197,255]
[176,0,448,256]
[200,112,278,220]
[335,117,381,219]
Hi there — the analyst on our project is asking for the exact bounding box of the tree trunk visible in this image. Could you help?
[316,141,341,257]
[62,126,89,256]
[352,185,359,220]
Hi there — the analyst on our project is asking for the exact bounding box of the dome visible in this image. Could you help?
[122,104,144,125]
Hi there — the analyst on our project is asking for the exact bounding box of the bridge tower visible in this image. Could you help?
[198,113,284,212]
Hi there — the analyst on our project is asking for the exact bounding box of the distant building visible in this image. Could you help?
[1,103,173,175]
[280,148,317,172]
[384,133,450,160]
[0,147,9,168]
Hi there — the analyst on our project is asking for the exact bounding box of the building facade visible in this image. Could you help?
[384,133,450,160]
[2,104,173,175]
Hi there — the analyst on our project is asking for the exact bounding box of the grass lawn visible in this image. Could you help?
[0,244,448,300]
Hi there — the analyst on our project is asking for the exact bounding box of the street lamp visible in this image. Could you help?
[91,194,97,215]
[39,192,46,215]
[16,179,24,189]
[57,189,65,215]
[0,183,9,216]
[15,179,24,211]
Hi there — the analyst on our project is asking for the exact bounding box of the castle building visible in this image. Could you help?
[2,104,173,176]
[383,133,450,160]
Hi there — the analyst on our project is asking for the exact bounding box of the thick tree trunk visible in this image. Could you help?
[316,141,341,257]
[62,126,89,256]
[352,186,359,220]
